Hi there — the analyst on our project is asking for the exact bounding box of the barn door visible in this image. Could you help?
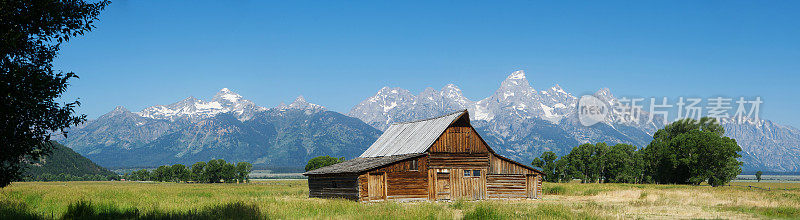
[368,173,386,200]
[526,175,537,199]
[455,169,485,200]
[436,171,451,200]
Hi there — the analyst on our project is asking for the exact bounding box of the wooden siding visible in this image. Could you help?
[487,174,527,199]
[359,157,429,201]
[535,175,543,198]
[449,168,487,200]
[489,154,533,175]
[429,153,489,168]
[358,174,368,200]
[308,175,360,200]
[526,175,543,199]
[354,147,543,202]
[428,126,489,153]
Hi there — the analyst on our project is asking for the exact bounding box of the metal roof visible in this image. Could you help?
[303,153,425,175]
[359,110,467,157]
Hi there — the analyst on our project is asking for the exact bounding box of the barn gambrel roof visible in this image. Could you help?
[359,110,467,158]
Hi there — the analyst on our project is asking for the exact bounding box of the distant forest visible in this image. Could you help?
[22,142,118,181]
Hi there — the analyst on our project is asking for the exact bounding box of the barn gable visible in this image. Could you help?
[359,110,466,157]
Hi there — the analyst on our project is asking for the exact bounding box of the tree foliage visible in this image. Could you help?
[23,141,116,180]
[533,143,645,184]
[756,171,763,182]
[641,117,742,186]
[1,0,110,187]
[532,151,563,182]
[305,156,345,172]
[235,162,253,183]
[601,144,643,184]
[122,160,252,183]
[532,117,742,186]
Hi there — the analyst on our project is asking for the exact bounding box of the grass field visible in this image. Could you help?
[1,180,799,219]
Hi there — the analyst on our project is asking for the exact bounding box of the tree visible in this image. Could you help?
[129,169,151,181]
[562,143,607,183]
[221,162,236,183]
[532,151,564,182]
[601,144,641,183]
[191,161,207,182]
[152,165,170,182]
[641,117,742,186]
[755,171,763,182]
[235,162,253,183]
[205,159,227,183]
[169,164,189,182]
[0,0,110,188]
[305,156,345,172]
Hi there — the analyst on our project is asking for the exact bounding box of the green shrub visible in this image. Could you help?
[581,188,601,196]
[449,198,468,210]
[545,185,567,195]
[463,204,505,220]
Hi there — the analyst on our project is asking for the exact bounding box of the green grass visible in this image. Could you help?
[545,185,567,195]
[2,181,800,219]
[720,206,800,219]
[463,204,506,220]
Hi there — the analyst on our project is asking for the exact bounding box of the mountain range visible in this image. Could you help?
[348,70,800,172]
[56,90,380,168]
[57,71,800,172]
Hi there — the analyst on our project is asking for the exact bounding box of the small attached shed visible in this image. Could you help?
[303,110,544,201]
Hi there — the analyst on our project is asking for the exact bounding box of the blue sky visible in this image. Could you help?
[55,1,800,127]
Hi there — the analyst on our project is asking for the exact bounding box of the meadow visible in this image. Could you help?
[1,180,799,219]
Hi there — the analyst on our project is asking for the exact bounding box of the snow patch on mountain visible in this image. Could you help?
[136,88,267,121]
[279,95,326,113]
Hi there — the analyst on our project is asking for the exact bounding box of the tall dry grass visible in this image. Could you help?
[1,180,798,219]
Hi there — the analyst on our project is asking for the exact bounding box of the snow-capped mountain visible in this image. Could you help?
[137,88,267,121]
[350,70,583,130]
[348,70,800,172]
[721,119,800,171]
[59,90,380,168]
[348,86,469,130]
[279,96,326,112]
[58,79,800,172]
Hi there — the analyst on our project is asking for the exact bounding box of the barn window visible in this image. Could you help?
[473,170,481,177]
[464,170,471,177]
[409,160,418,171]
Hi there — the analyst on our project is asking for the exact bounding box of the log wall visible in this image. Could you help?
[486,174,527,199]
[308,175,360,200]
[359,156,429,202]
[489,154,534,175]
[428,153,489,168]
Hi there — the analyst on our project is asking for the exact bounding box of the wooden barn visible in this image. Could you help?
[303,110,545,202]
